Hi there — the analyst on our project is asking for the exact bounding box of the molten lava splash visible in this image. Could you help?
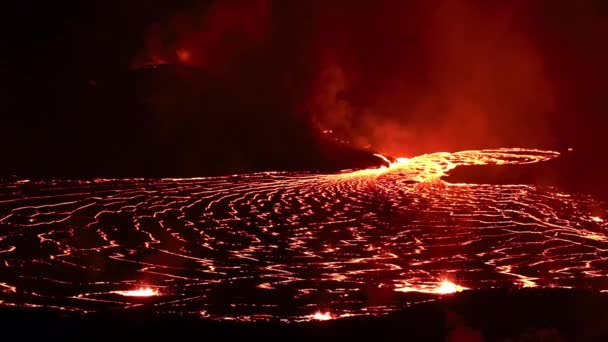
[0,148,607,321]
[396,280,466,295]
[113,287,159,297]
[311,311,334,321]
[341,148,558,181]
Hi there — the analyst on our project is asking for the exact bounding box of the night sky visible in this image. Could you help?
[2,1,608,177]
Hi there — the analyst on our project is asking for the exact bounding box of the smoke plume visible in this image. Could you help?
[136,0,607,157]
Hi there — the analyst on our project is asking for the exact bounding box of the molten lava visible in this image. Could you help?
[437,280,466,294]
[311,311,334,321]
[113,287,159,297]
[0,148,606,321]
[395,280,466,295]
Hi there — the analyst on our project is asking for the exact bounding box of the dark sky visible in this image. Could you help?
[2,1,608,176]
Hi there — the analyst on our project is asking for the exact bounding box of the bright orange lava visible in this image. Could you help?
[113,287,159,297]
[395,280,466,294]
[5,147,608,320]
[341,148,559,182]
[311,311,334,321]
[436,280,465,294]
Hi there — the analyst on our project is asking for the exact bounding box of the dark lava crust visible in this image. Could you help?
[3,289,608,341]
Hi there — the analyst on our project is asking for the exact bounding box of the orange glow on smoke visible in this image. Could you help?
[113,287,159,297]
[302,1,557,157]
[137,0,270,69]
[176,49,192,63]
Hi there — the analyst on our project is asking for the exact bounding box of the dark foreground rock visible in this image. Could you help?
[3,288,608,341]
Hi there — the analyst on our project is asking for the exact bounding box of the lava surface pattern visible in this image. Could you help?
[1,148,607,321]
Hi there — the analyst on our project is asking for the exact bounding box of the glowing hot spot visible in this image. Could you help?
[176,49,192,63]
[395,280,466,294]
[436,280,465,294]
[591,216,603,223]
[114,287,159,297]
[373,153,392,165]
[311,311,334,321]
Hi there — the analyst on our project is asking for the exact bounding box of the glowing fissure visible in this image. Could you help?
[113,287,159,297]
[396,279,466,294]
[0,148,606,321]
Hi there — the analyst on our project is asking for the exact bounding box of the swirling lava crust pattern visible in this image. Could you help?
[0,148,606,321]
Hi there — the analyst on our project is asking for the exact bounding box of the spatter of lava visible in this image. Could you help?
[0,148,606,321]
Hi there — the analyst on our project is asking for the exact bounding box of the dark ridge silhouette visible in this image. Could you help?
[443,148,608,201]
[4,64,388,178]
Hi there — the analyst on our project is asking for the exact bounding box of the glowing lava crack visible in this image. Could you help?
[0,148,606,321]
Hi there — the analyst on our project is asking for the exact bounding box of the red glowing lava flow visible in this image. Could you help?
[311,311,334,321]
[113,287,159,297]
[0,148,606,321]
[396,280,467,295]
